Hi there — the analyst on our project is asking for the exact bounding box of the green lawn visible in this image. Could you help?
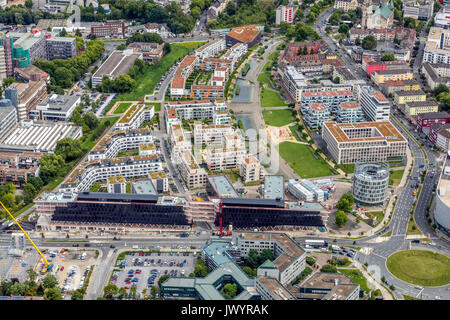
[364,211,384,226]
[260,89,287,107]
[389,169,404,186]
[113,102,132,114]
[403,295,422,300]
[279,142,335,178]
[148,102,161,112]
[289,125,301,141]
[407,218,423,236]
[262,109,293,127]
[386,250,450,287]
[117,42,204,101]
[337,163,355,174]
[338,268,370,294]
[263,61,272,72]
[257,72,275,89]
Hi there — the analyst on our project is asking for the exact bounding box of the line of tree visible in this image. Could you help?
[280,22,321,41]
[0,270,62,300]
[125,32,163,45]
[95,58,147,93]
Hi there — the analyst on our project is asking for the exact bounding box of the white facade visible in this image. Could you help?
[275,6,295,25]
[114,104,155,130]
[287,179,315,201]
[195,39,226,60]
[360,86,391,122]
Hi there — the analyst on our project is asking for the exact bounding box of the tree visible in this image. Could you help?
[362,35,377,50]
[103,284,118,298]
[42,274,58,289]
[23,183,37,204]
[25,0,33,8]
[81,111,99,130]
[1,193,15,208]
[39,154,66,185]
[433,84,449,96]
[158,275,169,288]
[150,285,157,298]
[59,28,68,37]
[246,249,260,268]
[381,276,386,283]
[338,23,349,35]
[381,53,395,61]
[221,283,237,300]
[355,37,361,46]
[75,29,82,37]
[71,288,85,300]
[404,17,417,29]
[55,137,83,162]
[320,264,337,273]
[44,287,62,300]
[10,282,26,296]
[335,210,348,228]
[259,249,274,264]
[26,269,38,282]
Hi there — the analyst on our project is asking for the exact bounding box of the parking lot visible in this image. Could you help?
[111,251,196,295]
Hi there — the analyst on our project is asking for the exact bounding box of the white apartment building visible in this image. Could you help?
[169,124,191,155]
[287,179,315,201]
[204,147,246,172]
[166,100,228,122]
[175,149,207,189]
[59,155,163,193]
[222,43,248,68]
[213,110,232,125]
[335,102,364,123]
[322,121,408,164]
[0,106,17,140]
[114,103,155,130]
[193,123,234,146]
[275,5,295,25]
[281,66,307,102]
[423,27,450,65]
[107,176,127,193]
[239,156,263,183]
[195,38,226,60]
[88,128,154,161]
[360,86,391,122]
[403,0,434,21]
[302,103,331,129]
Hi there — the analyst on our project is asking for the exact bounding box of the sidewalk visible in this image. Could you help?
[354,261,393,300]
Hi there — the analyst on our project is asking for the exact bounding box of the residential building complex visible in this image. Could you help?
[423,27,450,64]
[422,62,450,89]
[275,6,295,25]
[225,25,261,48]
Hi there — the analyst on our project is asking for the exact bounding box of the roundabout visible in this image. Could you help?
[386,250,450,287]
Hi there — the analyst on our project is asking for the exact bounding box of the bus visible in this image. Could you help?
[305,240,328,249]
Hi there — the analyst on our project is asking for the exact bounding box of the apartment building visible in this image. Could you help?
[170,55,198,97]
[59,155,163,193]
[4,80,47,121]
[371,69,414,85]
[360,86,391,122]
[394,90,427,107]
[169,124,191,155]
[45,37,77,60]
[349,27,416,44]
[301,90,356,113]
[275,5,295,25]
[204,147,246,172]
[222,43,248,67]
[239,156,263,184]
[107,176,126,194]
[190,85,224,100]
[213,110,232,125]
[302,103,331,129]
[166,100,228,122]
[114,103,155,130]
[90,21,125,38]
[127,42,164,64]
[423,27,450,64]
[175,149,207,189]
[435,124,450,150]
[422,62,450,89]
[380,79,420,96]
[88,128,153,161]
[195,39,226,60]
[0,151,40,187]
[30,94,80,121]
[364,60,409,76]
[416,111,450,134]
[335,102,364,123]
[322,121,408,164]
[405,101,439,117]
[334,0,358,12]
[281,65,307,102]
[193,124,234,146]
[0,35,14,80]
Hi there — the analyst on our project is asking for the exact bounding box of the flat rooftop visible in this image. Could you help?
[93,50,141,79]
[263,175,284,200]
[202,240,234,266]
[207,175,238,198]
[35,192,77,203]
[302,272,353,289]
[131,179,157,195]
[324,121,407,144]
[257,276,296,300]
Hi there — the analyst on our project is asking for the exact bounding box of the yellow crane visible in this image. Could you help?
[0,201,51,273]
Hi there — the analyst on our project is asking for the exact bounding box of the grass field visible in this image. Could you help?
[147,102,161,112]
[257,72,275,89]
[279,142,335,178]
[338,269,370,294]
[117,42,204,101]
[289,125,301,141]
[263,109,293,127]
[364,211,384,226]
[386,250,450,287]
[260,89,287,107]
[407,218,423,235]
[113,102,132,114]
[389,169,404,186]
[403,295,421,300]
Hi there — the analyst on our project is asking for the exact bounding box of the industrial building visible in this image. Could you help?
[92,50,142,87]
[30,94,80,121]
[352,162,390,207]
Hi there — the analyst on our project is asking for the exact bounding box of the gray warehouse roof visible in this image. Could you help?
[92,50,141,80]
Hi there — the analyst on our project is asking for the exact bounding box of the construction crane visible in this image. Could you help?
[209,175,231,237]
[0,201,52,273]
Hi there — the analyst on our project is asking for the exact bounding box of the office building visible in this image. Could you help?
[14,64,50,83]
[404,101,439,117]
[423,27,450,64]
[403,0,434,21]
[0,105,17,140]
[45,36,77,60]
[90,21,125,38]
[30,94,80,121]
[422,62,450,89]
[322,121,408,164]
[360,86,390,122]
[4,80,47,121]
[352,162,389,207]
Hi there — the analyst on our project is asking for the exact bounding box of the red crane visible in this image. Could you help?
[210,175,231,237]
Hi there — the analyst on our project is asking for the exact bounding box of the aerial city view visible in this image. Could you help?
[0,0,448,306]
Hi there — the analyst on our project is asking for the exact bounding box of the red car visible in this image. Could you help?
[136,270,142,274]
[139,253,143,256]
[60,267,64,271]
[124,286,130,290]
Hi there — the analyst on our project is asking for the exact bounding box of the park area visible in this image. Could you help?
[389,169,404,186]
[278,142,335,178]
[260,88,287,108]
[386,250,450,287]
[113,103,132,114]
[116,42,204,101]
[262,109,293,127]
